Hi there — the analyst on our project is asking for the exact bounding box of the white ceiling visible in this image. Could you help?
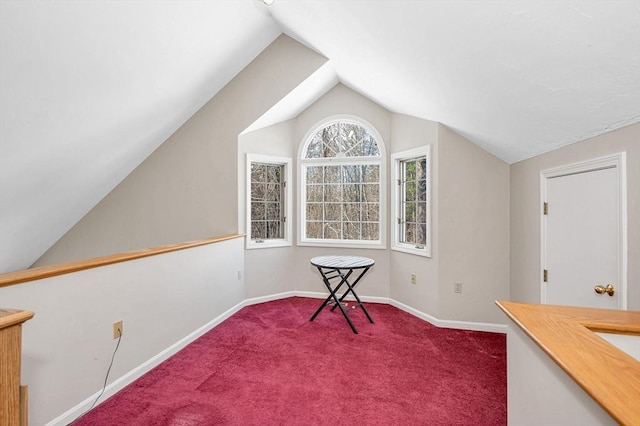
[1,1,639,272]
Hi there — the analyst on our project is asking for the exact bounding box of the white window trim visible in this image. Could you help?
[297,115,387,249]
[245,153,292,250]
[391,146,431,257]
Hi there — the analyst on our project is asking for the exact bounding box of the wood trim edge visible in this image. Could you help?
[496,300,640,426]
[0,234,244,288]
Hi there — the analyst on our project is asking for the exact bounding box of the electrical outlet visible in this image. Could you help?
[454,282,463,294]
[113,320,123,339]
[410,273,417,285]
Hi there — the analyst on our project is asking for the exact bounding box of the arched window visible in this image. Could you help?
[299,117,386,248]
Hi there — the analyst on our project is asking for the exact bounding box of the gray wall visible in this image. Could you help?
[510,123,640,310]
[239,84,510,325]
[438,124,510,323]
[33,35,327,267]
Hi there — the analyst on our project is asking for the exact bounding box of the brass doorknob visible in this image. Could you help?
[594,284,615,296]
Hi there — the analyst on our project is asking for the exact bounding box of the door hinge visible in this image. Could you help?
[543,202,548,215]
[543,269,548,282]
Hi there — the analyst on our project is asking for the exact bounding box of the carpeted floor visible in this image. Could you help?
[72,297,506,425]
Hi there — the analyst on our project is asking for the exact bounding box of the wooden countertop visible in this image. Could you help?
[0,309,35,329]
[496,301,640,426]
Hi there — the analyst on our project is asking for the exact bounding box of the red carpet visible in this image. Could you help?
[72,297,506,425]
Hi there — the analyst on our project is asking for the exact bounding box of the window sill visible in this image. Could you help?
[298,240,386,250]
[391,244,431,258]
[245,240,292,250]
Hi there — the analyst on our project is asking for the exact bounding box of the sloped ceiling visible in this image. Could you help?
[1,0,639,273]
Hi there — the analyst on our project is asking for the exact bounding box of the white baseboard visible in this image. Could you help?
[49,292,503,425]
[294,290,390,305]
[46,301,246,426]
[244,291,296,306]
[255,291,506,333]
[389,299,506,333]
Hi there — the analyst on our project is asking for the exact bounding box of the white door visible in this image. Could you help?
[542,154,627,309]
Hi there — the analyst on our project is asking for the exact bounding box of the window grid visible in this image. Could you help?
[399,157,427,247]
[250,162,284,241]
[300,118,384,247]
[304,164,380,241]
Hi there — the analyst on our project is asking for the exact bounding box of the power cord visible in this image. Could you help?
[68,329,122,425]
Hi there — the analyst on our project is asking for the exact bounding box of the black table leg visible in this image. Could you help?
[310,265,374,333]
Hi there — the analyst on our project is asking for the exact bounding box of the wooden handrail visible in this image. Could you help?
[0,234,244,288]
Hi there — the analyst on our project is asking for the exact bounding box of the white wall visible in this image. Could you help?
[510,123,640,310]
[0,237,244,425]
[506,323,616,425]
[33,35,327,268]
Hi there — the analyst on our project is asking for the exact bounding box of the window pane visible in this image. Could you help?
[344,221,361,240]
[266,202,280,221]
[362,203,379,221]
[362,184,379,201]
[266,221,282,239]
[342,165,361,183]
[324,222,340,239]
[266,165,280,182]
[417,202,427,223]
[307,185,323,202]
[325,203,341,221]
[417,224,427,246]
[304,122,381,159]
[250,162,284,242]
[307,166,323,184]
[405,181,416,201]
[251,164,266,183]
[343,184,361,202]
[362,223,379,240]
[362,165,379,182]
[406,160,417,181]
[324,166,340,183]
[406,202,416,222]
[265,183,281,202]
[342,203,361,221]
[251,183,266,201]
[307,222,323,239]
[251,202,265,220]
[324,184,341,202]
[417,158,427,180]
[418,179,427,201]
[404,223,415,244]
[307,203,322,221]
[251,222,266,240]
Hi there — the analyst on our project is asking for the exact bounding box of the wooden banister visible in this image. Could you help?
[0,234,244,288]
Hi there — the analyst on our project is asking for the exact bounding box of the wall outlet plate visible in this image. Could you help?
[113,320,123,339]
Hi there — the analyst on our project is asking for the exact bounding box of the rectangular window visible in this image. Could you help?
[304,164,380,241]
[246,154,292,249]
[392,146,431,257]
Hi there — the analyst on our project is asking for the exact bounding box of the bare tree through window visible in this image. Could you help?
[250,162,284,241]
[302,120,382,243]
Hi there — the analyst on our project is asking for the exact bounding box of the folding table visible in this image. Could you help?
[309,255,375,334]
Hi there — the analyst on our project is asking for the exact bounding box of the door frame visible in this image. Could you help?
[540,152,627,309]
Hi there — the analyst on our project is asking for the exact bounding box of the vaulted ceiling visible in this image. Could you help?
[1,1,638,273]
